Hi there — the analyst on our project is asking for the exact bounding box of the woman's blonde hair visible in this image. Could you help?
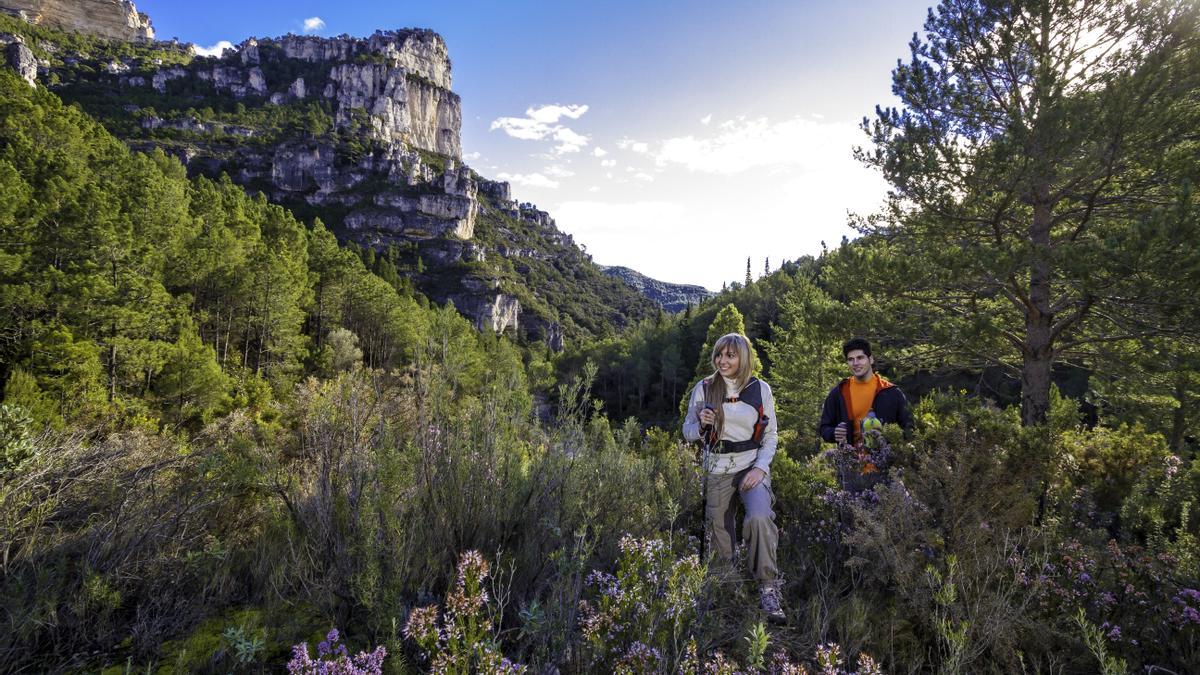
[703,333,755,441]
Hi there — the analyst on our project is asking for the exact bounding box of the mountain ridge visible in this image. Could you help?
[600,265,714,313]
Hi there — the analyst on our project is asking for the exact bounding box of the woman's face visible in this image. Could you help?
[715,345,741,379]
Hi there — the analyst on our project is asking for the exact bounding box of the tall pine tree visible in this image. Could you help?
[850,0,1200,424]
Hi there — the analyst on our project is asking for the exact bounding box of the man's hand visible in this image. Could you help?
[741,467,766,492]
[834,422,848,444]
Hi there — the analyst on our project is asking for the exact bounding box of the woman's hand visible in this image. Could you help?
[699,407,716,428]
[740,467,766,492]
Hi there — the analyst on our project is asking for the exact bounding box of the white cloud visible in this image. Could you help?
[303,17,326,33]
[700,114,713,125]
[546,114,891,289]
[551,127,589,154]
[193,40,234,57]
[490,104,591,154]
[528,104,588,123]
[543,165,575,178]
[463,151,482,161]
[652,115,863,175]
[496,172,560,189]
[588,186,601,193]
[593,147,608,157]
[617,138,650,153]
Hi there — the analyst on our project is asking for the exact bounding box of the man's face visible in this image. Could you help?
[846,349,874,381]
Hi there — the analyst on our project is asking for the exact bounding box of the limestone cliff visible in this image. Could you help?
[7,14,660,346]
[0,0,152,41]
[1,33,36,84]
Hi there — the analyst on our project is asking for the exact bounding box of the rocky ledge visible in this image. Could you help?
[1,0,153,42]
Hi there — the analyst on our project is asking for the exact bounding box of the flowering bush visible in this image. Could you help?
[286,628,386,674]
[404,550,524,674]
[673,639,881,675]
[578,535,708,672]
[1016,536,1200,671]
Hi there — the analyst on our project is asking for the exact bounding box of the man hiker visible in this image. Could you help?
[819,338,913,446]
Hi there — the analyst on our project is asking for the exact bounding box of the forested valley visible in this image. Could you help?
[2,0,1199,672]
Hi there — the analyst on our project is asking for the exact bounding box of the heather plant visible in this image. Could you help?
[577,535,709,672]
[813,643,883,675]
[404,551,524,674]
[287,628,387,674]
[1017,536,1200,671]
[1120,451,1199,568]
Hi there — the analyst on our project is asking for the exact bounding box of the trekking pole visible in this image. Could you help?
[698,404,715,563]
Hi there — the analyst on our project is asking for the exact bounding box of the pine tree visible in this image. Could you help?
[765,279,843,450]
[853,0,1200,425]
[745,257,752,286]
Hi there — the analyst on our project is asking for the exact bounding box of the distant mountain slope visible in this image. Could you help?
[0,7,659,348]
[601,266,713,313]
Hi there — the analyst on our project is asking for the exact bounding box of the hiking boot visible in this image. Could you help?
[759,581,786,624]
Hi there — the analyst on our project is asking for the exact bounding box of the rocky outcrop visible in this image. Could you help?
[445,278,520,334]
[150,65,184,92]
[1,34,36,84]
[602,266,714,313]
[278,30,450,89]
[326,62,460,157]
[116,30,461,159]
[484,294,520,334]
[402,76,460,158]
[0,0,153,42]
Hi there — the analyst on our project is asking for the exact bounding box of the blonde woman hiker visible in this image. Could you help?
[682,333,784,623]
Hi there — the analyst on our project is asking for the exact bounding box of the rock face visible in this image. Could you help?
[121,31,462,159]
[0,0,153,42]
[2,34,37,84]
[601,266,714,313]
[256,30,460,158]
[280,31,451,90]
[326,61,460,157]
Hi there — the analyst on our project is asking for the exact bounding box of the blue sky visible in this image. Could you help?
[137,0,932,290]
